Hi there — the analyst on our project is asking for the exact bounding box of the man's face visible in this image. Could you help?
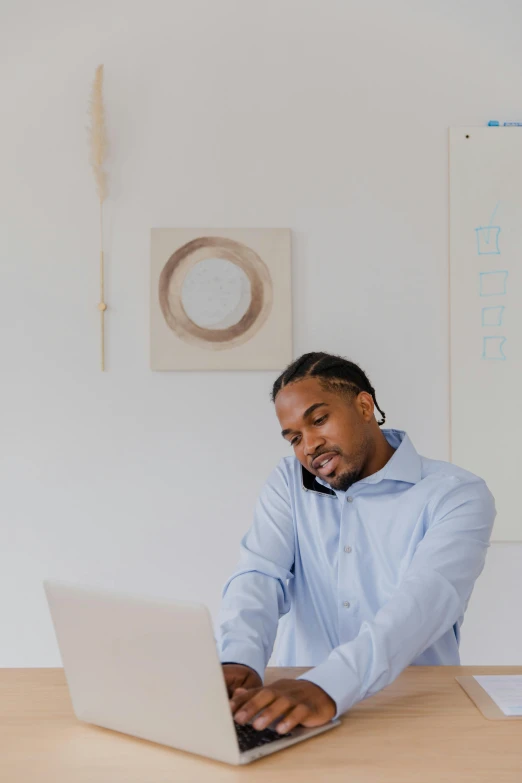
[275,376,373,492]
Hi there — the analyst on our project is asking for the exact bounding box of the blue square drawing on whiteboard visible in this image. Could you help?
[482,336,507,360]
[479,271,508,296]
[481,305,505,326]
[475,226,501,254]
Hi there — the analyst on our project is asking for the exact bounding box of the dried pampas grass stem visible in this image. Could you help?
[88,64,108,371]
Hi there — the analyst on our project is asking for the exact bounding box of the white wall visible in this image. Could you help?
[1,0,521,666]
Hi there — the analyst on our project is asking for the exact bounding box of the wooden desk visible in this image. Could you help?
[1,666,521,782]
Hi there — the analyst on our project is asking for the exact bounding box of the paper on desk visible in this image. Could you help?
[474,676,522,716]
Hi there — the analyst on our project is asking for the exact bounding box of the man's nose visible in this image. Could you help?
[303,432,326,457]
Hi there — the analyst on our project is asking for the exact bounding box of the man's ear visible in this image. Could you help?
[357,391,375,421]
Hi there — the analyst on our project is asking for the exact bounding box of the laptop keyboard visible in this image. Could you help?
[234,721,292,753]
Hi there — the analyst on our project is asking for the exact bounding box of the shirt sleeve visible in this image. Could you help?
[217,463,295,681]
[299,476,496,717]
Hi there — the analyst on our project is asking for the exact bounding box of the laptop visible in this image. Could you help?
[43,580,341,765]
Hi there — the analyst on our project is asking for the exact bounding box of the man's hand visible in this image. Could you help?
[222,663,263,698]
[229,678,336,734]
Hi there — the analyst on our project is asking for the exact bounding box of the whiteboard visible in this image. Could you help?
[449,127,522,542]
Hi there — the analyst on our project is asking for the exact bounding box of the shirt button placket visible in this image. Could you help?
[340,495,355,623]
[345,496,354,556]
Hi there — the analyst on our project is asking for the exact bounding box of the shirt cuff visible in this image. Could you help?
[218,645,266,683]
[297,657,362,719]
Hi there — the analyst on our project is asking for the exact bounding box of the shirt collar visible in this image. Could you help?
[301,429,422,494]
[359,429,422,485]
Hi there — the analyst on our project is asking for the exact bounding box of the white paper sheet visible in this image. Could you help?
[449,127,522,542]
[474,675,522,716]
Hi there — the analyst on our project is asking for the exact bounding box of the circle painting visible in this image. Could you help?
[158,237,273,350]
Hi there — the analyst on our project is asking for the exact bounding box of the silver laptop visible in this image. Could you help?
[43,580,340,765]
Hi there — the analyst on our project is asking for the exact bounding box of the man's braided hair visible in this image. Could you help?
[271,352,386,426]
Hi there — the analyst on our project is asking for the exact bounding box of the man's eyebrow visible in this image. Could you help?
[281,402,329,438]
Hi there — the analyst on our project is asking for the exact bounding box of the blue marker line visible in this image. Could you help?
[482,336,507,361]
[488,202,500,226]
[479,270,508,297]
[481,305,505,327]
[488,121,522,126]
[485,201,500,244]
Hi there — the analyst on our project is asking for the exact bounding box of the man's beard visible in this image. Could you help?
[327,467,363,492]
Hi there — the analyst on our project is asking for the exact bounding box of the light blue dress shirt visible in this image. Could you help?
[218,429,496,718]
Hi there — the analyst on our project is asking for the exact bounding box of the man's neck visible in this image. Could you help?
[360,431,397,480]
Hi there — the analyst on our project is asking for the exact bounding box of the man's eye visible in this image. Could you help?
[314,415,327,426]
[290,437,300,447]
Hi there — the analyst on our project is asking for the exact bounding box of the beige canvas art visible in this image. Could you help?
[150,228,292,370]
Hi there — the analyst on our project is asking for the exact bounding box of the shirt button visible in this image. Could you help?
[344,546,352,553]
[347,496,353,503]
[343,601,351,608]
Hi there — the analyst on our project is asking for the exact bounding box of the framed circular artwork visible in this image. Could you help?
[151,228,292,370]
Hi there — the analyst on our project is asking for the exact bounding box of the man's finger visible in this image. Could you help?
[230,688,252,712]
[251,696,294,731]
[223,665,260,696]
[233,688,277,724]
[224,672,245,696]
[225,679,239,697]
[229,686,257,712]
[274,703,311,734]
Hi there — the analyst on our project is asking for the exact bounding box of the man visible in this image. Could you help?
[218,352,495,736]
